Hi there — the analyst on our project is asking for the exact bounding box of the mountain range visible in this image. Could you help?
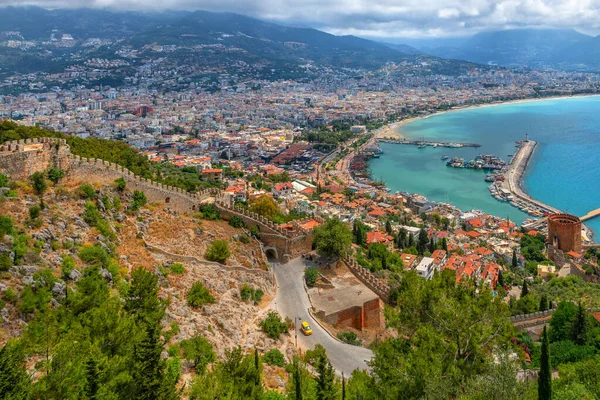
[420,28,600,70]
[0,6,480,77]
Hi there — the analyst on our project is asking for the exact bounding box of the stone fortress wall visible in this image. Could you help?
[0,138,311,262]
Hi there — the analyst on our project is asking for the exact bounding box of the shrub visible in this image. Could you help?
[78,245,110,268]
[113,196,122,211]
[82,202,101,226]
[61,255,75,278]
[47,168,64,184]
[263,348,285,367]
[337,331,362,346]
[248,225,260,239]
[187,281,216,308]
[132,190,147,210]
[115,177,126,192]
[79,184,97,199]
[30,171,47,197]
[0,215,13,238]
[28,205,41,220]
[198,204,220,220]
[170,263,185,274]
[0,253,13,271]
[229,215,245,228]
[304,267,318,287]
[240,284,265,304]
[180,335,216,375]
[260,311,289,340]
[205,240,230,264]
[238,234,250,244]
[3,287,17,303]
[0,173,8,187]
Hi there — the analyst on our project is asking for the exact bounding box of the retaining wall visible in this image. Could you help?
[343,256,391,303]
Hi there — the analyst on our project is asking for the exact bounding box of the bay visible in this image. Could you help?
[368,96,600,237]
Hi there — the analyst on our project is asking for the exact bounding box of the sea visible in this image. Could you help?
[368,96,600,237]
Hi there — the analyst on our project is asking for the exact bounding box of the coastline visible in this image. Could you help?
[369,93,600,238]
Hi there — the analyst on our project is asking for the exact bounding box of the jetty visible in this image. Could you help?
[377,138,481,148]
[500,140,561,216]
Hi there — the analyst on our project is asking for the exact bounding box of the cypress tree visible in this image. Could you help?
[539,294,549,312]
[512,249,518,268]
[342,373,346,400]
[538,326,552,400]
[570,302,589,346]
[429,237,436,253]
[315,354,337,400]
[497,270,505,288]
[408,232,415,248]
[441,237,447,251]
[521,280,529,298]
[385,220,392,235]
[417,229,428,255]
[254,348,262,387]
[294,358,303,400]
[85,357,99,400]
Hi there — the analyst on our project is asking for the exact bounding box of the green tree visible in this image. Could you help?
[125,267,164,323]
[396,227,408,249]
[538,325,552,400]
[205,240,230,263]
[315,353,337,400]
[549,302,578,343]
[263,349,285,367]
[0,342,31,399]
[305,267,318,287]
[570,302,589,346]
[385,220,392,235]
[29,205,41,220]
[312,217,352,258]
[417,228,428,255]
[115,177,126,192]
[84,357,99,400]
[132,324,176,399]
[229,215,245,228]
[353,220,367,246]
[0,215,13,238]
[521,280,529,298]
[249,195,280,220]
[498,270,505,288]
[539,294,549,312]
[30,171,48,197]
[259,311,289,340]
[187,282,216,308]
[512,249,518,268]
[181,336,216,375]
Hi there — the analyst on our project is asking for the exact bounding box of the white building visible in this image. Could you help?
[415,257,435,280]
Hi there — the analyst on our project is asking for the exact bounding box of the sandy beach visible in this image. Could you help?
[380,93,600,139]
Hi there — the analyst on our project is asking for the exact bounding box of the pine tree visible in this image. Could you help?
[539,294,549,312]
[538,326,552,400]
[85,357,99,400]
[133,324,167,399]
[570,302,589,346]
[521,280,529,298]
[0,342,31,399]
[512,249,518,268]
[315,354,337,400]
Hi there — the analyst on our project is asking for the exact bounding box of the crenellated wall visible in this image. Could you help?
[342,256,391,303]
[0,138,71,180]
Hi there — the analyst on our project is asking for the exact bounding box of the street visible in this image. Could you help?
[271,257,374,376]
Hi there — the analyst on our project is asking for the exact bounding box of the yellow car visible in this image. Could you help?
[301,321,313,336]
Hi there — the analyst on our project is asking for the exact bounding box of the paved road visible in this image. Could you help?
[271,258,373,376]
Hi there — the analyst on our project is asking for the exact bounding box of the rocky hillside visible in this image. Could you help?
[0,170,296,393]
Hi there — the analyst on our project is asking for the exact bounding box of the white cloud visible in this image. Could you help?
[1,0,600,38]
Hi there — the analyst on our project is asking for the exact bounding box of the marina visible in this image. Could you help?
[377,138,481,148]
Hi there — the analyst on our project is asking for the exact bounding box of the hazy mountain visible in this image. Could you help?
[423,28,598,70]
[381,42,422,55]
[0,7,484,76]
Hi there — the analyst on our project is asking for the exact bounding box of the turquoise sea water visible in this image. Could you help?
[368,96,600,236]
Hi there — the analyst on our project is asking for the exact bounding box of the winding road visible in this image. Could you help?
[271,257,374,376]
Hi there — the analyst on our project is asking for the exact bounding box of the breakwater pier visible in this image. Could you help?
[377,138,481,148]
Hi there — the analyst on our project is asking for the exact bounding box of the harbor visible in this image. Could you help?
[490,139,561,218]
[377,138,481,148]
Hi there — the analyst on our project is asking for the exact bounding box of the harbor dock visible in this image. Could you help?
[496,140,561,217]
[377,138,481,148]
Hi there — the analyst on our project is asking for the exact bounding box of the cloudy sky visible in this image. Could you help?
[2,0,600,38]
